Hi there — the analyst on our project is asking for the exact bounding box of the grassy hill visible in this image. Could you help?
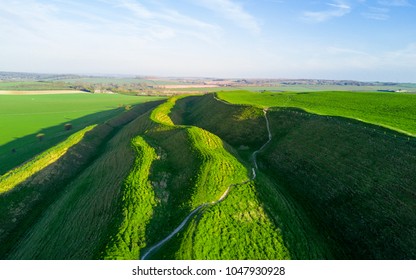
[0,101,163,259]
[217,90,416,136]
[1,91,415,260]
[172,94,416,259]
[260,108,416,259]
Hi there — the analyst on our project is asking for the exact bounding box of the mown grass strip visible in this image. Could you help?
[0,125,96,194]
[102,136,157,259]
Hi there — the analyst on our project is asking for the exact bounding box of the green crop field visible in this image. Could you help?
[0,93,164,146]
[217,90,416,136]
[0,93,164,174]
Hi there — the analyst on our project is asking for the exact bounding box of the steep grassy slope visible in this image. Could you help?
[102,136,158,260]
[172,94,332,259]
[2,94,291,260]
[99,97,218,259]
[172,95,268,154]
[135,97,290,260]
[3,91,414,260]
[172,94,416,259]
[176,181,291,260]
[0,101,163,259]
[0,125,95,195]
[259,108,416,259]
[217,90,416,136]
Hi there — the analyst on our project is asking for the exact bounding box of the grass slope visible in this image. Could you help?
[1,101,163,259]
[171,94,332,259]
[144,96,290,260]
[217,90,416,136]
[177,181,291,260]
[141,97,253,259]
[98,97,205,259]
[186,127,248,207]
[4,90,413,260]
[102,136,157,260]
[0,125,95,194]
[172,95,268,155]
[171,94,416,259]
[259,108,416,259]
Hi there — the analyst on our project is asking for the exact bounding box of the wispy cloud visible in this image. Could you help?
[0,0,226,74]
[196,0,261,34]
[115,0,222,42]
[362,7,390,20]
[303,0,351,22]
[378,0,411,6]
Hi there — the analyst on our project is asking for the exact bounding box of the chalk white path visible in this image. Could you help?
[140,101,272,260]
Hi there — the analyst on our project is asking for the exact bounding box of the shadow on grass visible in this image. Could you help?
[0,100,163,259]
[0,108,124,175]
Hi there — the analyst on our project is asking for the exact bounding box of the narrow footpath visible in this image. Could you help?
[141,108,272,260]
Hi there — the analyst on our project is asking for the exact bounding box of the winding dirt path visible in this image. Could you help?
[140,105,272,260]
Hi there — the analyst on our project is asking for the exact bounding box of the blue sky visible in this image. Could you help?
[0,0,415,82]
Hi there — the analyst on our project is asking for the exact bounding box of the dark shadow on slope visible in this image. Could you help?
[170,94,331,259]
[0,108,125,175]
[258,108,416,259]
[140,127,202,260]
[172,94,269,161]
[141,125,258,260]
[0,100,163,259]
[170,93,416,259]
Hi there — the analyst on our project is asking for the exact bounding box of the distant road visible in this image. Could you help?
[0,90,86,95]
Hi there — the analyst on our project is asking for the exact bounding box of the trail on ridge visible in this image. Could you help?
[141,107,272,260]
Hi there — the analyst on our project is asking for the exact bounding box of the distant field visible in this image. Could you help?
[265,84,416,92]
[217,90,416,136]
[60,77,185,86]
[0,81,72,91]
[0,90,84,95]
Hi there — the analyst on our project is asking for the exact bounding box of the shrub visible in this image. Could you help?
[64,123,73,131]
[36,133,45,141]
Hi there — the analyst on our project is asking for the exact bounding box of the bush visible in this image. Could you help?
[64,123,73,131]
[36,133,45,141]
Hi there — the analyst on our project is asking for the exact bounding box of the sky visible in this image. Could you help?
[0,0,415,82]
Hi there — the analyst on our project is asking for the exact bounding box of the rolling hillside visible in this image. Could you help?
[1,92,415,260]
